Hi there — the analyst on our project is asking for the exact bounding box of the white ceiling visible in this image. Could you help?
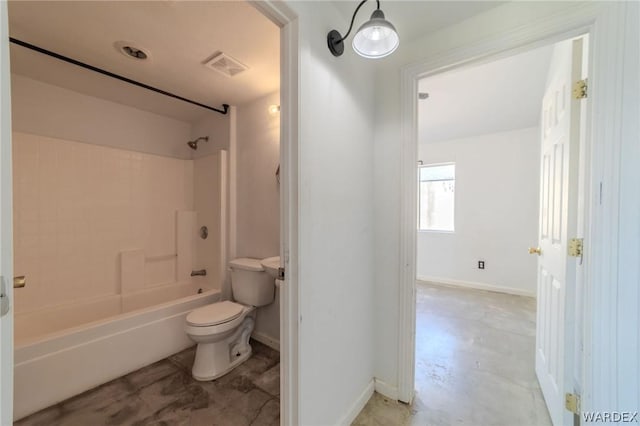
[418,44,553,144]
[8,1,279,123]
[332,0,505,44]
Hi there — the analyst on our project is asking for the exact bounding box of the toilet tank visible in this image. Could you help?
[229,258,275,307]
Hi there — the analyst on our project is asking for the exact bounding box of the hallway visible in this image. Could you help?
[354,282,551,425]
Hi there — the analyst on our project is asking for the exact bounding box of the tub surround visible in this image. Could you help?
[194,152,227,290]
[12,132,198,314]
[12,132,227,317]
[11,74,231,319]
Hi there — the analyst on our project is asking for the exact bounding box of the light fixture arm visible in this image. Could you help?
[337,0,380,43]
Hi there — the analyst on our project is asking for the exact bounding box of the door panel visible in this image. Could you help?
[535,37,583,426]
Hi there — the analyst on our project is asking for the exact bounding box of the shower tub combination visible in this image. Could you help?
[14,282,219,420]
[11,136,230,420]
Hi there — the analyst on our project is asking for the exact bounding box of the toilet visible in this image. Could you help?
[185,258,275,381]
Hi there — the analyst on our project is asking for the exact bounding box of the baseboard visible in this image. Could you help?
[374,378,399,400]
[251,331,280,352]
[337,379,375,426]
[417,276,536,298]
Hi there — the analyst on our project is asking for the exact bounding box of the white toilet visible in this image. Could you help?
[185,258,275,381]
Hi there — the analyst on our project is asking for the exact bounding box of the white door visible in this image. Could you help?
[535,37,585,426]
[0,1,14,424]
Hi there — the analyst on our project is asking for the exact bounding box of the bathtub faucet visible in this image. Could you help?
[191,269,207,277]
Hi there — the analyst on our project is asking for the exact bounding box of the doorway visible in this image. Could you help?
[0,1,300,424]
[393,2,636,423]
[413,42,555,424]
[404,31,591,425]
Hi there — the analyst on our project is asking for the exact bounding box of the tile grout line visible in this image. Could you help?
[248,395,278,425]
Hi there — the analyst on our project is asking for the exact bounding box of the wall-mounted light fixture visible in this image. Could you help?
[327,0,399,59]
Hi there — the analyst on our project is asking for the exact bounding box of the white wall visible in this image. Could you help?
[236,91,280,259]
[417,128,540,296]
[371,0,592,399]
[11,74,193,159]
[282,2,377,424]
[190,112,231,159]
[235,91,280,346]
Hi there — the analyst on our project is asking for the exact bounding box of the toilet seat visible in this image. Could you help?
[186,301,244,327]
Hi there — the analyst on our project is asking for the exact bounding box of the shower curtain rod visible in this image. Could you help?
[9,37,230,115]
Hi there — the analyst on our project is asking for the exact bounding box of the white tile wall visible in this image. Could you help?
[120,249,144,294]
[193,153,225,289]
[176,211,196,283]
[13,132,195,314]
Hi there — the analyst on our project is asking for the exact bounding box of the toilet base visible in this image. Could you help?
[191,316,255,381]
[192,347,252,381]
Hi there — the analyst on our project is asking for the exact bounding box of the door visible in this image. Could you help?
[535,37,585,426]
[0,1,14,424]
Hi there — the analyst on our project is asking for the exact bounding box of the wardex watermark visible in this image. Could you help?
[582,411,639,423]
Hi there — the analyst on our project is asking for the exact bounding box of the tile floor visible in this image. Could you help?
[15,340,280,426]
[353,282,552,426]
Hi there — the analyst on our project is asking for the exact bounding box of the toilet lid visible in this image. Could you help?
[186,301,244,326]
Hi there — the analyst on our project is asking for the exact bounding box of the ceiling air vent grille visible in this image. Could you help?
[204,53,248,78]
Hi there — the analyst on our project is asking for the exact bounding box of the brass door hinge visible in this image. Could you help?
[565,393,581,415]
[573,79,588,99]
[14,275,26,288]
[568,238,584,257]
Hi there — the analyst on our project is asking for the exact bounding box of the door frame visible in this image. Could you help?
[248,2,299,425]
[0,1,14,423]
[397,1,631,414]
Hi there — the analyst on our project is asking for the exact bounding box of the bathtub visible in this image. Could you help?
[13,282,220,420]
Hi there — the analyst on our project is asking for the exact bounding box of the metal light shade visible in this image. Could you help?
[352,9,399,58]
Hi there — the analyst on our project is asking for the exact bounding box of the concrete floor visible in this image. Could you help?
[15,340,280,426]
[353,282,552,426]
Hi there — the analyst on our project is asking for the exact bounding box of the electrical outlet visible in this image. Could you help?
[478,261,485,269]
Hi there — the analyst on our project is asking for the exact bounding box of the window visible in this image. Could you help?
[418,163,455,231]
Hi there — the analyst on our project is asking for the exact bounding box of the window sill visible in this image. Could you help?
[418,230,455,234]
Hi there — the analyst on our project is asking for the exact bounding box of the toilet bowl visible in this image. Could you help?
[185,258,275,381]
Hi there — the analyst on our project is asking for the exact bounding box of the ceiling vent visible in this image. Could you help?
[204,53,248,78]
